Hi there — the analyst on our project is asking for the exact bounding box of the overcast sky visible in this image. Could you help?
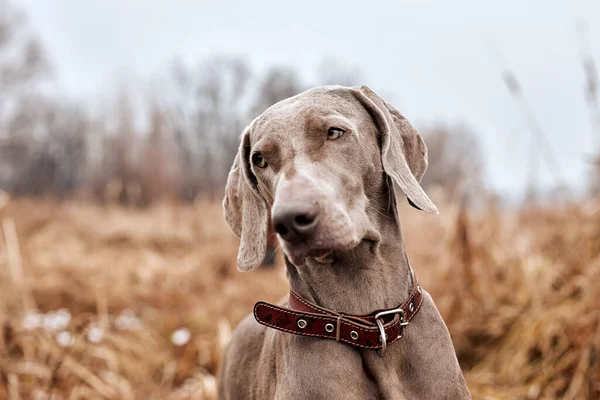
[13,0,600,197]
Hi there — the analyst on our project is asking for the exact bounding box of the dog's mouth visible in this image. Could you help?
[279,236,362,267]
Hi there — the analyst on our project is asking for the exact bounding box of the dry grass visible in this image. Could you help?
[0,197,598,399]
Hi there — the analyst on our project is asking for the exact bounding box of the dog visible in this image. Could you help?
[218,85,471,399]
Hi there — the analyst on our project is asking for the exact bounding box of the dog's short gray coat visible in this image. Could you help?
[219,85,471,399]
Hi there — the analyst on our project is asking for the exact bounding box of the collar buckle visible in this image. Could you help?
[375,308,409,357]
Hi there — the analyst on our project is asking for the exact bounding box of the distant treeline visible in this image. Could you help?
[0,0,490,206]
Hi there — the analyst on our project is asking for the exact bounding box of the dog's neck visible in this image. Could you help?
[285,190,414,315]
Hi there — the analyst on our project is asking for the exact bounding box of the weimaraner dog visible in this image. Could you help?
[219,85,471,399]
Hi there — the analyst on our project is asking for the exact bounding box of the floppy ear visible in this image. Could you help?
[352,85,438,214]
[223,126,269,271]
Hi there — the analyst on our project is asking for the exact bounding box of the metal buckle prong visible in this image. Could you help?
[375,308,409,357]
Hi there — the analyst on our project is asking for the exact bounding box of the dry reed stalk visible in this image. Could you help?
[2,217,35,313]
[200,373,217,399]
[0,361,52,382]
[7,373,21,400]
[58,356,117,399]
[100,370,135,400]
[0,190,9,212]
[68,385,104,400]
[161,361,178,388]
[87,347,120,373]
[215,318,232,360]
[0,313,5,354]
[563,343,592,400]
[95,286,110,330]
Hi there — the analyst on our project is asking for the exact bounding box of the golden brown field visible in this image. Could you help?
[0,197,599,399]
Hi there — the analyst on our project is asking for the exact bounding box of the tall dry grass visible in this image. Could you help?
[0,196,598,399]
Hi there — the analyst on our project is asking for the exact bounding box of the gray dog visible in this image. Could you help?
[219,85,471,399]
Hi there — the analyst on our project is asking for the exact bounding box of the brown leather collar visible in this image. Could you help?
[253,280,424,356]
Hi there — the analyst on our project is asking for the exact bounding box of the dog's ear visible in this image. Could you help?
[352,85,438,214]
[223,125,269,271]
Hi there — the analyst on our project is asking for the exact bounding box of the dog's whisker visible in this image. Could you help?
[366,204,393,219]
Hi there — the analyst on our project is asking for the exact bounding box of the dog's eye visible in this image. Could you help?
[251,152,268,168]
[327,127,345,140]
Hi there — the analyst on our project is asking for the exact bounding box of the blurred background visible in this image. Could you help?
[0,0,599,399]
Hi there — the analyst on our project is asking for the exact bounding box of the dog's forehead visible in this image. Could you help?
[250,87,359,142]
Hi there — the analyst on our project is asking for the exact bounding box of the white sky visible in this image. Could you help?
[13,0,600,196]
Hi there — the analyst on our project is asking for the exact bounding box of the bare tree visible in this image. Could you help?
[139,103,178,204]
[11,99,87,198]
[165,56,253,201]
[0,0,52,190]
[0,0,49,99]
[251,67,303,117]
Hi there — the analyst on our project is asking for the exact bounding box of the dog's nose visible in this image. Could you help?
[272,201,319,243]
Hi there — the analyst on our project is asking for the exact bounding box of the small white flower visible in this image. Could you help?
[54,309,72,329]
[171,328,191,346]
[115,309,142,331]
[22,312,44,330]
[56,331,74,347]
[201,374,217,396]
[87,326,104,343]
[43,309,71,331]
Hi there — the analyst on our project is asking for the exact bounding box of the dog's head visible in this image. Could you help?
[223,85,437,271]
